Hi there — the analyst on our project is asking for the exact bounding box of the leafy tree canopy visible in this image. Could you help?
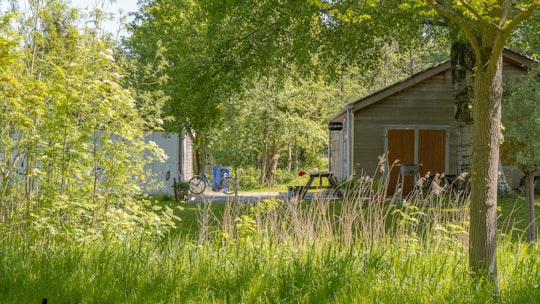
[125,0,439,135]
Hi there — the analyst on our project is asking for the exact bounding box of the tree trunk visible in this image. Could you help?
[267,141,280,185]
[295,140,299,172]
[191,132,207,175]
[263,141,280,185]
[524,170,538,243]
[451,41,475,175]
[287,144,292,173]
[260,123,269,184]
[469,51,502,290]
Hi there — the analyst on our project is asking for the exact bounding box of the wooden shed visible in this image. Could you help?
[329,49,535,194]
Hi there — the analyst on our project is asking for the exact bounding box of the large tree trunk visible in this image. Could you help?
[469,51,502,290]
[524,170,538,243]
[451,41,475,175]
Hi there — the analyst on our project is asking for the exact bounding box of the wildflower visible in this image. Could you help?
[99,51,115,61]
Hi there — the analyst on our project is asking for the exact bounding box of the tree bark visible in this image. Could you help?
[451,41,475,175]
[469,51,502,291]
[263,141,280,185]
[191,132,207,175]
[260,122,269,184]
[287,144,292,173]
[524,170,538,243]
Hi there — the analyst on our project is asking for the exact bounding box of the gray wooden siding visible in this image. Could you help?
[351,58,529,179]
[331,51,532,182]
[353,70,455,176]
[329,113,347,178]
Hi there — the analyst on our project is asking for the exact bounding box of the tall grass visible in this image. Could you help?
[1,173,539,303]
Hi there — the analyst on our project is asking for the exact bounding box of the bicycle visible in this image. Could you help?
[189,164,238,195]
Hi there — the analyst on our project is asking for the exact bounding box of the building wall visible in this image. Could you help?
[2,130,194,196]
[329,113,348,179]
[180,134,194,181]
[144,131,180,194]
[354,69,456,178]
[143,131,194,195]
[343,58,530,186]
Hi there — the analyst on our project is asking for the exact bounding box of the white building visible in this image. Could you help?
[144,131,194,194]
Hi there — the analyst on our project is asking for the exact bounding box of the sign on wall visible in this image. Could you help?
[328,122,343,131]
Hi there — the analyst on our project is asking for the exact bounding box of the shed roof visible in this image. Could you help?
[329,49,536,121]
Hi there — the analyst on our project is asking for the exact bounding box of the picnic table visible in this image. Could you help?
[289,171,343,201]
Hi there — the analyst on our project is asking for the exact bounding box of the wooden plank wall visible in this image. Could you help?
[352,58,530,184]
[354,70,454,177]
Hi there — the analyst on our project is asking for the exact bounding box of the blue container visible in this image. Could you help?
[212,166,231,189]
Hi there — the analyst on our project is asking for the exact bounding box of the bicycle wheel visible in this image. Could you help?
[221,177,238,195]
[189,176,206,194]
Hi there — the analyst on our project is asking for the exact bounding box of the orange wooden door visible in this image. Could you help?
[418,130,446,178]
[387,129,447,196]
[387,129,415,194]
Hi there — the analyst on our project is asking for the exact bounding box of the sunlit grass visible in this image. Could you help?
[1,233,538,303]
[2,177,539,303]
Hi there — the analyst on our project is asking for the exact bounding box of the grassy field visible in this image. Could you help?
[160,189,538,242]
[1,184,539,303]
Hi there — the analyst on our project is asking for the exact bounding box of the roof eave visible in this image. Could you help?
[328,49,536,122]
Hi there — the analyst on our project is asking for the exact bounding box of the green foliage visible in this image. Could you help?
[502,65,540,242]
[126,0,450,175]
[125,0,454,187]
[172,180,190,190]
[509,9,540,59]
[127,0,227,136]
[0,1,172,242]
[502,66,540,171]
[209,74,335,176]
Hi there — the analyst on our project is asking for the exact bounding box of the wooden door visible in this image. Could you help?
[387,128,447,195]
[418,130,446,177]
[387,129,415,194]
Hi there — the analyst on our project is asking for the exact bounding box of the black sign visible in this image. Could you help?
[328,122,343,131]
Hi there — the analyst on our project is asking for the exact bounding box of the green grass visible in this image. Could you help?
[1,234,538,303]
[498,192,540,240]
[2,185,539,303]
[242,173,313,192]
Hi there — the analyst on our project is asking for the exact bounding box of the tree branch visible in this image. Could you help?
[503,2,540,34]
[496,2,540,55]
[425,0,481,51]
[423,16,448,27]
